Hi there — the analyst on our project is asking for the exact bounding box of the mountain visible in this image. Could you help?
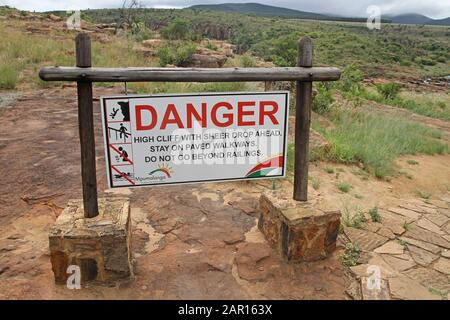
[190,3,450,26]
[189,2,364,22]
[389,14,450,26]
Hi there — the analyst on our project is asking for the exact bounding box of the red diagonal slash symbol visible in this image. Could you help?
[111,165,135,185]
[109,144,133,164]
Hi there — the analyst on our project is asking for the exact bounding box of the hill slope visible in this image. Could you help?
[390,14,450,26]
[191,3,450,25]
[190,2,339,20]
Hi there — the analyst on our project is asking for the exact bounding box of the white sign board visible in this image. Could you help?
[101,92,289,188]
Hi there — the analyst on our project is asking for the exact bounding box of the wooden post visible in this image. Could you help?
[264,81,274,91]
[76,33,99,218]
[293,37,313,201]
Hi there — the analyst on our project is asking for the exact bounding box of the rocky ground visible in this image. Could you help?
[0,86,449,300]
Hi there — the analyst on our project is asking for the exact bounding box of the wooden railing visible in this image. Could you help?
[39,33,341,218]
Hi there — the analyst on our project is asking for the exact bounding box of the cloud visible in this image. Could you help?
[2,0,450,19]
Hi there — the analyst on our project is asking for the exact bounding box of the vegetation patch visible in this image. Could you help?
[407,159,419,165]
[368,207,382,223]
[336,181,351,193]
[157,42,197,67]
[417,190,431,199]
[317,110,448,179]
[342,206,367,229]
[342,242,362,267]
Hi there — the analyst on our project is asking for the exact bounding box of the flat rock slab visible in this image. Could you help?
[425,200,449,209]
[442,249,450,258]
[417,218,445,235]
[404,224,450,249]
[399,204,425,214]
[235,242,275,281]
[399,236,441,254]
[379,210,410,234]
[389,276,441,300]
[344,228,388,252]
[445,224,450,234]
[388,207,421,221]
[425,213,449,227]
[360,277,390,300]
[374,241,404,255]
[404,267,450,292]
[407,245,439,266]
[382,254,416,272]
[433,258,450,275]
[438,208,450,218]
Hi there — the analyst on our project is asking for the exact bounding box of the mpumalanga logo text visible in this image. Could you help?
[142,164,173,181]
[135,165,173,182]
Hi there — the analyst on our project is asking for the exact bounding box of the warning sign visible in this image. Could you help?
[101,92,289,188]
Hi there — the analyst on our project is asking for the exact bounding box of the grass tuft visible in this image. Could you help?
[318,110,448,179]
[407,159,419,165]
[336,182,351,193]
[368,207,382,223]
[417,190,431,199]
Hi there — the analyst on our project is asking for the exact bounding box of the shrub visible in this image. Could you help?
[157,42,197,67]
[376,82,401,100]
[338,64,364,93]
[131,21,152,42]
[420,58,436,66]
[369,207,382,223]
[240,55,256,68]
[205,41,218,51]
[417,190,431,199]
[342,243,362,267]
[313,82,333,114]
[337,182,351,193]
[156,45,173,66]
[407,159,419,165]
[0,65,18,89]
[320,111,448,179]
[174,42,197,66]
[161,18,192,40]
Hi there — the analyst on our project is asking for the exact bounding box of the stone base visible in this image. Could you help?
[258,190,341,262]
[49,198,132,286]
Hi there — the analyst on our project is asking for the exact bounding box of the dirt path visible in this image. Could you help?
[0,86,449,299]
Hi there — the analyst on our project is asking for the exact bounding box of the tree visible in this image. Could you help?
[120,0,142,28]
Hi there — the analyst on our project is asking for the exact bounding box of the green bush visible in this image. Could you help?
[205,41,218,51]
[376,82,401,100]
[420,58,436,66]
[369,207,382,222]
[338,64,364,93]
[313,82,333,114]
[0,65,18,89]
[320,110,448,179]
[161,18,192,40]
[342,243,361,267]
[131,21,152,42]
[157,42,197,67]
[240,55,256,68]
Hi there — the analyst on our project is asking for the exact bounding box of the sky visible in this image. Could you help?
[2,0,450,19]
